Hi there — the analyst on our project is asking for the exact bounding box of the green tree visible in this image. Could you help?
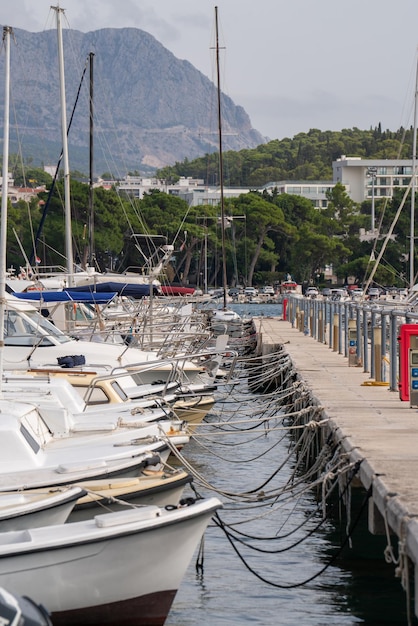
[228,193,291,286]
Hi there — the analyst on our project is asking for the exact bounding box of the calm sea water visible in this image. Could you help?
[166,304,410,626]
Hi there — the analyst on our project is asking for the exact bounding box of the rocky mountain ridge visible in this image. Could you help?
[0,26,266,174]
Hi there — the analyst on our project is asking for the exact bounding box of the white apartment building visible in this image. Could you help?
[260,181,337,209]
[115,175,341,209]
[333,155,418,203]
[115,175,249,205]
[116,175,208,200]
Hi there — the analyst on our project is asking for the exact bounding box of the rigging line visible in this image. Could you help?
[216,508,328,555]
[30,56,90,265]
[8,40,39,266]
[190,428,283,456]
[277,445,338,498]
[211,390,302,419]
[364,53,418,280]
[191,410,314,431]
[9,54,38,258]
[213,482,371,590]
[192,426,290,464]
[231,475,338,538]
[378,256,406,283]
[363,173,415,293]
[171,201,195,248]
[192,423,287,438]
[214,463,361,550]
[191,434,334,499]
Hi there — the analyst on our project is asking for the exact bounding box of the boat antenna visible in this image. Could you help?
[214,6,228,310]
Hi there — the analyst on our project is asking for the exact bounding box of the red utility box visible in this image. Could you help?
[282,298,288,321]
[398,323,418,401]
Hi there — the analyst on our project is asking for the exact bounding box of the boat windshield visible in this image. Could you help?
[4,309,71,346]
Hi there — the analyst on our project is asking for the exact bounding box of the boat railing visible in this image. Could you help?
[285,294,418,391]
[108,345,238,387]
[42,295,211,349]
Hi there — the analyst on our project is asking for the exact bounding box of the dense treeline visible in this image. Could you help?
[157,125,413,187]
[4,126,417,290]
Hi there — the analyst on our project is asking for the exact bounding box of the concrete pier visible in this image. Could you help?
[257,315,418,616]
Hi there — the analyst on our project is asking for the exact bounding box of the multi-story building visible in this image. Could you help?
[114,176,343,209]
[115,175,196,199]
[260,181,337,209]
[115,175,249,206]
[333,155,418,203]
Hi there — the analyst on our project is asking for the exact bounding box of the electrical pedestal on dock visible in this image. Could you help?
[398,324,418,406]
[348,320,357,366]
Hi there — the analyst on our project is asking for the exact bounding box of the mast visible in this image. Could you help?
[410,57,418,289]
[88,51,95,266]
[0,26,13,394]
[215,6,228,310]
[53,5,74,286]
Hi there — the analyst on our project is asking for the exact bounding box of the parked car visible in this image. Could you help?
[367,287,380,299]
[321,287,332,297]
[244,287,258,298]
[330,288,348,301]
[209,288,224,299]
[305,287,319,298]
[260,285,275,296]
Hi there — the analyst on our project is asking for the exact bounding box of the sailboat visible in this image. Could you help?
[202,8,256,350]
[0,27,223,626]
[0,25,175,492]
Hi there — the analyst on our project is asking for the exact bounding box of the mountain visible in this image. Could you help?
[0,26,266,174]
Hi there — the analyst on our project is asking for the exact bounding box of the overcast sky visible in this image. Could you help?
[3,0,418,141]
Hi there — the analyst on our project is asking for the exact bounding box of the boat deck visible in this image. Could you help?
[257,315,418,616]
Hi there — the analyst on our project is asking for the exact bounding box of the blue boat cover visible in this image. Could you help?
[65,282,153,298]
[13,290,118,304]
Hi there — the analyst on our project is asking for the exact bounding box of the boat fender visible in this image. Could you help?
[143,454,161,468]
[179,497,197,507]
[165,497,197,512]
[57,354,86,368]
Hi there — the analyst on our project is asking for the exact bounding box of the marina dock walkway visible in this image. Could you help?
[258,315,418,615]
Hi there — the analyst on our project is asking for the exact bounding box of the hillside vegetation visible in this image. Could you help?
[157,125,413,187]
[6,126,417,291]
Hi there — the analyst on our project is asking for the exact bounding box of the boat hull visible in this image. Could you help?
[0,486,85,532]
[69,470,192,522]
[0,498,221,626]
[47,589,176,626]
[174,395,215,432]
